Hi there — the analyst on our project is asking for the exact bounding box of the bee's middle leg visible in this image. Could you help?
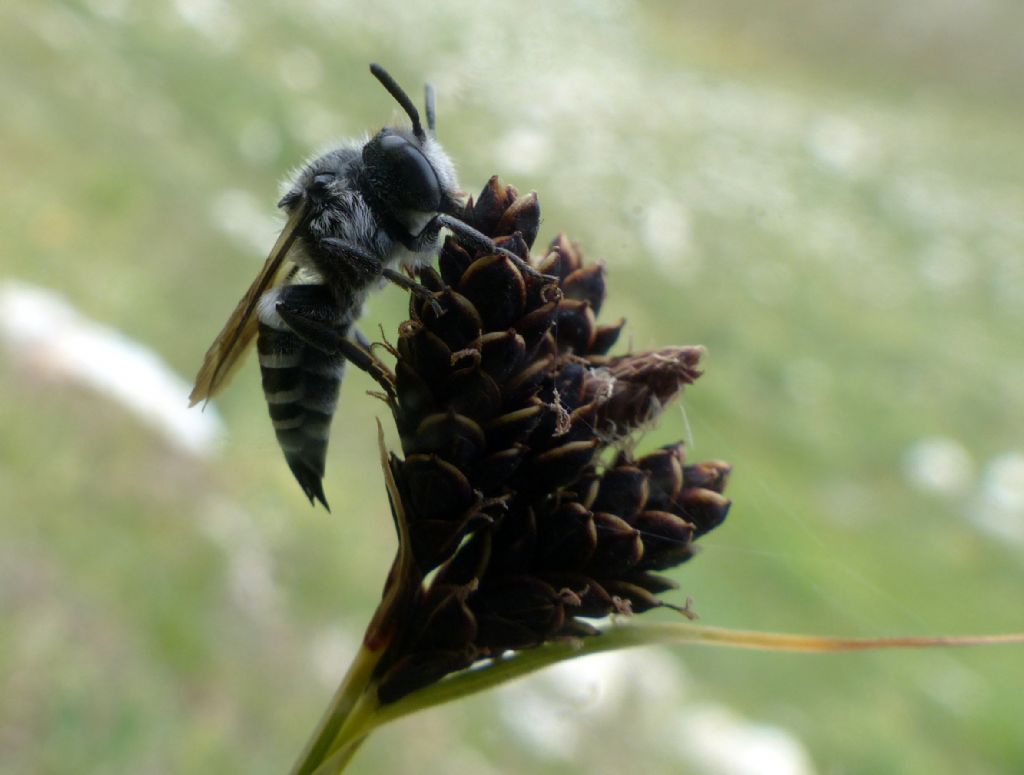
[319,237,442,313]
[380,268,443,316]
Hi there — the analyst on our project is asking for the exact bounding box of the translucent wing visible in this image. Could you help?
[189,199,309,406]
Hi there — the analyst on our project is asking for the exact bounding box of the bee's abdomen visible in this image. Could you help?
[257,284,349,510]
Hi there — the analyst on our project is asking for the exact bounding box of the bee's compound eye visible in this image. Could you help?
[374,134,441,212]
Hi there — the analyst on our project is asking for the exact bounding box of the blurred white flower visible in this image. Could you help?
[903,436,974,496]
[239,118,282,166]
[278,47,324,94]
[0,280,223,458]
[173,0,240,50]
[642,198,696,278]
[495,646,815,773]
[496,647,686,761]
[671,704,817,775]
[806,114,874,175]
[211,188,280,255]
[494,127,553,175]
[971,451,1024,544]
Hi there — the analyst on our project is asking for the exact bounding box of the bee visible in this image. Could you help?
[191,63,540,509]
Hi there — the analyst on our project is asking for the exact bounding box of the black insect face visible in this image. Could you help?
[362,128,443,214]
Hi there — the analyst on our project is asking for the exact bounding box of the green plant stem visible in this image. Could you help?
[310,736,367,775]
[365,621,1024,735]
[323,689,380,759]
[296,619,1024,773]
[305,689,380,775]
[289,645,381,775]
[290,423,416,775]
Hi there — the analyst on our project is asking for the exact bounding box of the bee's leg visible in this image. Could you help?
[319,237,384,283]
[275,302,394,394]
[430,214,558,283]
[319,237,442,314]
[336,337,395,396]
[342,327,393,386]
[275,301,346,354]
[352,327,372,350]
[381,267,443,316]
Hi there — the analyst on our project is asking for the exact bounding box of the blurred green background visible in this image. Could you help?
[3,1,1023,773]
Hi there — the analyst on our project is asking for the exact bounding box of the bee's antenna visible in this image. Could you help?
[424,83,436,133]
[370,63,425,141]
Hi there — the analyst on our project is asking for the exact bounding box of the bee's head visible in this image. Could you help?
[361,64,461,218]
[361,127,450,213]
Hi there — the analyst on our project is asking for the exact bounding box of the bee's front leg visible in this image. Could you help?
[426,214,558,284]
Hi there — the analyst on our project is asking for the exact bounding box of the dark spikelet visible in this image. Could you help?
[586,347,704,439]
[365,179,731,702]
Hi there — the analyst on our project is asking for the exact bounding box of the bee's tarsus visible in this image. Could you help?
[381,267,444,317]
[336,338,396,396]
[508,252,558,284]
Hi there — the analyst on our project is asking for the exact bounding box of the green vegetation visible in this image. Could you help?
[2,1,1021,773]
